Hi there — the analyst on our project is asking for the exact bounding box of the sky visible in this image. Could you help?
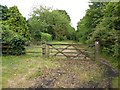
[0,0,90,30]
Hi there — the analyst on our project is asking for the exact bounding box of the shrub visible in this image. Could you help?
[2,28,26,55]
[40,32,52,41]
[9,37,25,55]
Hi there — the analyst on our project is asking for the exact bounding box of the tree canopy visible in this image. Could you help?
[76,2,120,60]
[28,6,76,41]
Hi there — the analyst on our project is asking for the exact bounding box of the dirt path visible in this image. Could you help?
[30,59,118,88]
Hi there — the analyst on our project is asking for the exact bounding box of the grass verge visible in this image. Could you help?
[100,52,119,88]
[2,54,60,88]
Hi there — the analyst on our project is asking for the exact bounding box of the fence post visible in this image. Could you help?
[95,41,99,61]
[46,44,49,57]
[0,41,2,55]
[42,41,46,58]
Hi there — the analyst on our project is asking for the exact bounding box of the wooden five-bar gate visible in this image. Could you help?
[42,41,99,60]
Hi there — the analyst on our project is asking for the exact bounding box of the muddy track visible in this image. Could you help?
[30,59,118,88]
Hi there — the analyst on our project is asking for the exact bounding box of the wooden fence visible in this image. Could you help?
[0,42,12,55]
[1,41,100,61]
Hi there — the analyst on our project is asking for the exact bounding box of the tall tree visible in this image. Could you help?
[54,10,71,22]
[76,2,120,60]
[28,6,72,41]
[76,2,104,43]
[7,6,30,39]
[92,2,120,59]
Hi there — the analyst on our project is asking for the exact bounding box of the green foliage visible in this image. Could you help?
[2,28,26,55]
[1,24,25,55]
[76,18,89,43]
[1,24,13,42]
[55,10,71,22]
[92,3,120,60]
[67,26,76,40]
[28,6,74,41]
[6,6,30,40]
[76,2,120,60]
[1,5,29,55]
[9,36,25,55]
[40,32,52,41]
[0,5,8,20]
[76,2,104,43]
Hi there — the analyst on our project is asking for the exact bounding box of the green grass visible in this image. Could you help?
[25,45,42,53]
[99,52,118,74]
[112,76,120,88]
[2,53,60,88]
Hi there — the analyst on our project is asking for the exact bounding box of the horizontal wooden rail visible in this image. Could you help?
[26,51,42,53]
[49,54,78,57]
[25,46,42,48]
[47,43,94,46]
[49,48,86,50]
[1,46,9,48]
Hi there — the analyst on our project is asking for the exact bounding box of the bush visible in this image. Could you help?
[2,36,25,55]
[2,28,26,55]
[9,37,25,55]
[40,32,52,41]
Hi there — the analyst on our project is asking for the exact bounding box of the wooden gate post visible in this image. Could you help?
[95,41,99,61]
[46,44,49,57]
[42,41,46,58]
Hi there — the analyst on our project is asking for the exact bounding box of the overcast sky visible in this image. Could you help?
[0,0,90,30]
